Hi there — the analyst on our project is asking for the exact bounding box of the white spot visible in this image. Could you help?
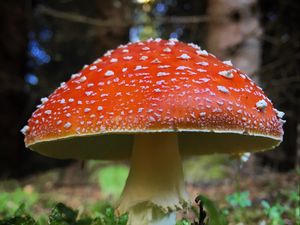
[79,76,87,82]
[177,53,191,59]
[196,50,208,56]
[64,122,72,129]
[97,106,103,111]
[21,125,30,135]
[93,58,102,64]
[176,66,191,70]
[84,108,91,113]
[256,100,268,111]
[188,43,201,49]
[200,112,206,117]
[274,109,285,119]
[197,69,207,73]
[138,108,144,113]
[135,65,148,71]
[142,47,150,51]
[60,99,66,104]
[85,91,93,96]
[87,83,94,87]
[163,47,172,52]
[110,58,118,63]
[123,56,133,60]
[169,38,178,42]
[71,73,81,79]
[156,80,165,85]
[166,41,176,46]
[78,100,82,105]
[218,70,234,78]
[60,82,66,88]
[154,88,161,93]
[158,65,171,69]
[89,65,97,70]
[149,116,155,122]
[157,72,170,77]
[151,58,161,64]
[196,61,209,66]
[104,50,113,56]
[56,120,62,125]
[223,60,233,66]
[101,93,109,97]
[41,97,48,104]
[217,86,229,93]
[105,70,114,76]
[68,98,74,102]
[66,113,71,117]
[45,110,52,115]
[140,56,148,61]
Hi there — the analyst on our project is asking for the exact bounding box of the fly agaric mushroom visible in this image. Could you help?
[22,38,284,225]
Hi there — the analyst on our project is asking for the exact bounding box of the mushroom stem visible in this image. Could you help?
[118,133,188,225]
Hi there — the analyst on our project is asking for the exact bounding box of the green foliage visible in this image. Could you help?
[289,190,300,223]
[261,200,285,225]
[259,189,300,225]
[195,195,228,225]
[222,191,253,223]
[49,203,79,225]
[0,188,39,217]
[0,182,298,225]
[225,191,252,208]
[0,215,37,225]
[0,203,36,225]
[0,203,128,225]
[92,165,129,200]
[176,218,191,225]
[48,203,128,225]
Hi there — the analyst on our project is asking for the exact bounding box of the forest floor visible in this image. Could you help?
[0,155,299,224]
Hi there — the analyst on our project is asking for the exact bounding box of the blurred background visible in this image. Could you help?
[0,0,299,224]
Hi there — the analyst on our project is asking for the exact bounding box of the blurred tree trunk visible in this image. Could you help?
[297,123,300,167]
[206,0,299,170]
[0,1,29,177]
[206,0,261,81]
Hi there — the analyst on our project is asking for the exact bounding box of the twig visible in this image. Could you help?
[36,5,208,27]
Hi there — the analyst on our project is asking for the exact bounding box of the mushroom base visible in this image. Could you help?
[118,133,188,225]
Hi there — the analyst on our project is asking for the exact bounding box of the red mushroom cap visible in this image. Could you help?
[22,39,284,159]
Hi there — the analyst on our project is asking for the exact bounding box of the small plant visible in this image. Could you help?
[0,203,129,225]
[223,191,252,223]
[0,187,39,217]
[226,191,252,208]
[286,190,300,223]
[195,195,228,225]
[261,200,285,225]
[176,218,191,225]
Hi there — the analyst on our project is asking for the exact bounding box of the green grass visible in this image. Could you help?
[0,164,298,224]
[0,188,298,225]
